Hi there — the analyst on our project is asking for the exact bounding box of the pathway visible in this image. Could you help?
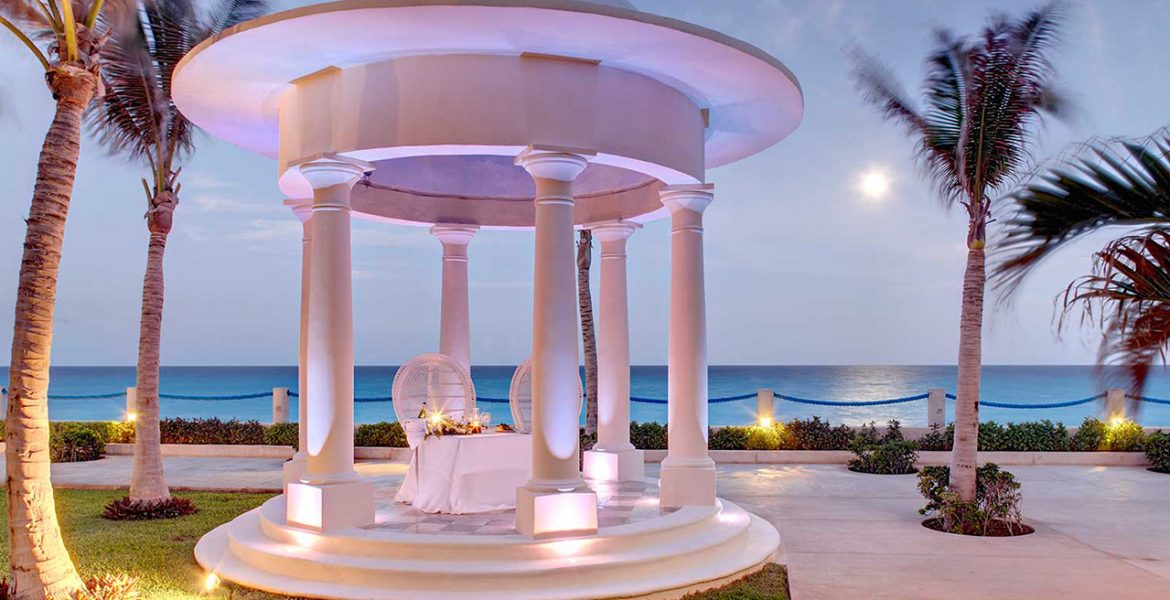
[17,456,1170,600]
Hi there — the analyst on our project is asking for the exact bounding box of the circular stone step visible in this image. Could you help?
[196,495,779,599]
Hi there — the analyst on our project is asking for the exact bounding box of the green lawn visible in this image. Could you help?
[0,489,788,599]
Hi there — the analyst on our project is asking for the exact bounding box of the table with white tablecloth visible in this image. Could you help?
[395,432,532,514]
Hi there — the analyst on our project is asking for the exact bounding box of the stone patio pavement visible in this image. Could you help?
[15,456,1170,600]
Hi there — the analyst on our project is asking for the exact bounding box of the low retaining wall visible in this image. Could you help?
[101,443,1151,467]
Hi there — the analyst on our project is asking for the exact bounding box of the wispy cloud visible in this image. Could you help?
[186,193,279,214]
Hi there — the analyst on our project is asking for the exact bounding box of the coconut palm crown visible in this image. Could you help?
[851,1,1066,502]
[996,130,1170,397]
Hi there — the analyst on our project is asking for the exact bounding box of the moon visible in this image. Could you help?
[859,169,891,200]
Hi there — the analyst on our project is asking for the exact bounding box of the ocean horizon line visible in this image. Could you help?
[3,363,1149,369]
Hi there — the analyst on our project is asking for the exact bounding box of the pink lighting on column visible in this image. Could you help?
[514,146,599,538]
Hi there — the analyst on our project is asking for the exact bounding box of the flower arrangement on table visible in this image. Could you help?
[422,407,493,439]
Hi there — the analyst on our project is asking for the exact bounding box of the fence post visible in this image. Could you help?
[273,387,290,424]
[1104,388,1127,424]
[756,388,775,427]
[927,388,946,429]
[125,387,137,422]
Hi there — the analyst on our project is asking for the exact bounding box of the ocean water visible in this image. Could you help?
[4,365,1170,427]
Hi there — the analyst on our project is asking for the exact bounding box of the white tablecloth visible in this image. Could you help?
[395,432,532,514]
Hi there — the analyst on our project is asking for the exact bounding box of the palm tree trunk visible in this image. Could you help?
[577,230,598,436]
[129,211,173,502]
[6,66,94,600]
[950,244,985,502]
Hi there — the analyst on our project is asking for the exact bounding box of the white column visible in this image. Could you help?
[285,156,375,532]
[583,221,644,482]
[430,224,479,375]
[514,146,598,538]
[659,184,717,508]
[283,200,312,490]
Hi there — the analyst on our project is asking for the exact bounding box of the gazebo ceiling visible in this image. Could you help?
[173,0,804,228]
[351,157,667,229]
[365,156,655,200]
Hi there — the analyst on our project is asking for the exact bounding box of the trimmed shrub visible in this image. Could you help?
[849,440,918,474]
[631,421,668,450]
[744,426,781,451]
[917,424,951,451]
[1104,419,1147,452]
[1071,417,1106,451]
[708,426,750,450]
[1002,421,1069,452]
[918,463,1026,535]
[354,422,408,447]
[1145,431,1170,473]
[50,426,105,463]
[264,422,299,449]
[159,418,265,445]
[101,496,198,521]
[779,417,853,450]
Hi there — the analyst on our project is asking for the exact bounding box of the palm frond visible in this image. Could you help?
[850,46,964,203]
[1062,229,1170,397]
[207,0,264,33]
[957,2,1064,208]
[0,0,48,25]
[89,0,266,195]
[994,129,1170,293]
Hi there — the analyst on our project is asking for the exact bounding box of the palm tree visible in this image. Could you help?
[577,229,598,436]
[1,1,115,595]
[851,2,1065,502]
[87,0,267,510]
[996,130,1170,398]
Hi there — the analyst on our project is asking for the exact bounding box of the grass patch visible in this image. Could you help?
[685,564,790,599]
[0,490,788,599]
[0,489,281,599]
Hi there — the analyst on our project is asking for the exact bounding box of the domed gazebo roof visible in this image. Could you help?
[174,0,803,228]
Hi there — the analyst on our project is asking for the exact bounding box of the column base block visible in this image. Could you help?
[515,486,598,539]
[583,449,645,482]
[286,479,374,532]
[659,459,717,508]
[281,458,307,493]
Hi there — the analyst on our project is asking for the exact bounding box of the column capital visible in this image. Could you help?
[430,223,480,247]
[659,184,715,214]
[515,145,594,182]
[284,199,314,224]
[588,221,642,243]
[296,154,374,191]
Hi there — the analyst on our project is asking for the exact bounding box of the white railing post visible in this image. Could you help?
[1104,388,1127,424]
[756,388,775,427]
[927,388,946,429]
[126,386,137,422]
[273,387,291,424]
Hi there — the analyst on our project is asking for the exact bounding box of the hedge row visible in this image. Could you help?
[12,417,1169,465]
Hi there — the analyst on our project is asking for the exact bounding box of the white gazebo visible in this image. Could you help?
[175,0,802,597]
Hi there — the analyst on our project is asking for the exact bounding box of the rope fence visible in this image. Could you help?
[9,387,1148,410]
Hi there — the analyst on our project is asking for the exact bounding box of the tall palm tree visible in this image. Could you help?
[88,0,267,510]
[996,130,1170,398]
[577,229,598,436]
[851,2,1065,501]
[1,1,115,596]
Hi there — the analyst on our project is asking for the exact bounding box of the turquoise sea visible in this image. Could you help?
[4,365,1170,427]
